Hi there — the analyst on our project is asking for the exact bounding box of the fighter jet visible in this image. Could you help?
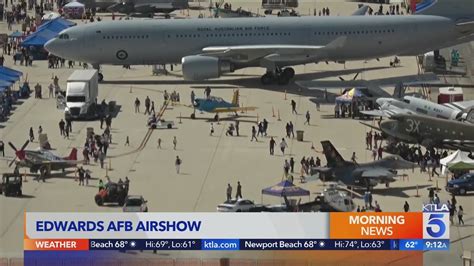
[107,0,188,17]
[312,140,416,188]
[190,89,257,119]
[363,112,474,151]
[8,141,79,176]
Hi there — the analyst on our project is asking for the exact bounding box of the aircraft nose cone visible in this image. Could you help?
[44,38,58,55]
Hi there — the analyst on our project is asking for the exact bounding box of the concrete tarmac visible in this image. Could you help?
[0,1,473,265]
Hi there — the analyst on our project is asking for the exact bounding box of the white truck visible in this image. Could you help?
[65,70,99,120]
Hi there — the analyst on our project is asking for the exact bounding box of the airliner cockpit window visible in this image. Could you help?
[59,34,69,40]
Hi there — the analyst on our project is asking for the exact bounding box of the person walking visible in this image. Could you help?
[144,96,151,115]
[448,201,456,225]
[124,177,130,194]
[289,121,295,138]
[304,111,310,125]
[236,181,242,199]
[269,137,276,155]
[251,126,258,142]
[78,167,84,186]
[368,191,373,209]
[351,152,358,164]
[191,90,195,105]
[289,157,295,173]
[85,170,91,186]
[98,179,105,191]
[364,191,369,209]
[235,121,240,136]
[280,138,288,155]
[29,127,35,142]
[48,83,54,98]
[458,206,464,225]
[210,123,214,136]
[59,119,65,136]
[175,156,182,174]
[291,99,297,114]
[433,194,440,205]
[99,150,105,169]
[377,146,383,160]
[428,188,434,203]
[125,136,130,146]
[403,201,410,212]
[0,140,4,157]
[157,138,162,149]
[134,97,140,113]
[226,184,232,201]
[283,160,290,176]
[173,136,177,150]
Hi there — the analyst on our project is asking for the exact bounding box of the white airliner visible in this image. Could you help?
[45,0,474,84]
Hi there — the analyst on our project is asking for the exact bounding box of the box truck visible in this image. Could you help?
[65,70,99,120]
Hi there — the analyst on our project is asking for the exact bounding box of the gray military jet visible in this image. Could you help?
[312,140,416,188]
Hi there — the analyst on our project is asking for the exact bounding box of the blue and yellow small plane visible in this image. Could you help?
[191,90,257,119]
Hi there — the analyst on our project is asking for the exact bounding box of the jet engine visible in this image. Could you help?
[181,56,233,81]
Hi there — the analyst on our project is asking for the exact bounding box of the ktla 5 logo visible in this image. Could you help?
[423,204,450,239]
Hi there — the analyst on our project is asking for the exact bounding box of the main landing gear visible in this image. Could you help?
[260,67,295,85]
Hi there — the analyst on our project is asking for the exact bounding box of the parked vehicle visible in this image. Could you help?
[446,173,474,195]
[123,195,148,212]
[0,173,22,197]
[64,70,99,120]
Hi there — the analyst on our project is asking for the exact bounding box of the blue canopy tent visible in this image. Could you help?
[0,66,23,77]
[9,31,24,38]
[0,80,14,89]
[261,180,310,200]
[21,28,59,47]
[0,74,19,83]
[20,18,75,60]
[21,18,75,48]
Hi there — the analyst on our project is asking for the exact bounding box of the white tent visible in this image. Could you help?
[64,1,85,7]
[63,1,85,19]
[42,12,61,20]
[440,150,474,174]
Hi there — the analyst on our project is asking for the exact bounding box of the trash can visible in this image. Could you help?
[296,130,304,141]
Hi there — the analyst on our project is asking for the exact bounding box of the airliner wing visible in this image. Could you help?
[201,36,347,62]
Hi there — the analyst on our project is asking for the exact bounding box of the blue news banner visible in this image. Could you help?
[87,239,449,251]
